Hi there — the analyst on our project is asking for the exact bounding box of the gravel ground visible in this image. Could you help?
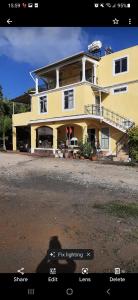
[0,152,138,273]
[1,153,138,192]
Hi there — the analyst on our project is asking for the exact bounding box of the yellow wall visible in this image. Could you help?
[109,127,123,154]
[31,83,95,118]
[98,45,138,86]
[13,83,96,127]
[102,82,138,124]
[12,112,32,126]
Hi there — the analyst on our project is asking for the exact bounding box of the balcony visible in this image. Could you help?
[38,73,96,93]
[12,93,32,126]
[13,102,31,114]
[31,53,98,94]
[85,104,135,131]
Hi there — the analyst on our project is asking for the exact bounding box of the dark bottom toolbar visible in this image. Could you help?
[0,273,137,298]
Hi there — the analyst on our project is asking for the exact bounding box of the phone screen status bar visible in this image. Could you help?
[8,3,39,9]
[93,3,131,8]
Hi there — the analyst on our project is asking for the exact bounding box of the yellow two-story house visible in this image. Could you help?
[12,45,138,159]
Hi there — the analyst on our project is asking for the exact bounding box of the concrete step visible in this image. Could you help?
[34,149,55,157]
[118,151,128,156]
[113,156,129,162]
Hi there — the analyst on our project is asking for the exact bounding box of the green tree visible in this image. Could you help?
[0,115,12,150]
[128,126,138,162]
[0,87,12,150]
[0,85,3,101]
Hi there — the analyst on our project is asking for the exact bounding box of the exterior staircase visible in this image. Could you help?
[84,104,135,132]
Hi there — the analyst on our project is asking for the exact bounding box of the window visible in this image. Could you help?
[113,85,128,94]
[101,128,109,149]
[39,96,47,113]
[63,89,74,110]
[114,57,128,75]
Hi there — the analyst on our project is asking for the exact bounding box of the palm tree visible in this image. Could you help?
[0,114,11,150]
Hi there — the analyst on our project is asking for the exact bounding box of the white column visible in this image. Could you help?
[56,68,59,88]
[36,77,38,93]
[31,126,36,153]
[83,125,88,143]
[12,126,17,151]
[99,91,101,108]
[53,127,58,150]
[99,91,103,121]
[82,57,86,81]
[93,64,96,84]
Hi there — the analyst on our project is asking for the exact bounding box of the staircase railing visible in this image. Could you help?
[84,104,135,131]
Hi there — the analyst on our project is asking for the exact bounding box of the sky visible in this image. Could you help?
[0,27,138,99]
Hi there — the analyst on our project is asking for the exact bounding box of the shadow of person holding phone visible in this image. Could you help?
[36,236,76,273]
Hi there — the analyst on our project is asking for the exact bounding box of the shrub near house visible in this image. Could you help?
[128,126,138,162]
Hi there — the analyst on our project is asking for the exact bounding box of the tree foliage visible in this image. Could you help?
[0,86,12,150]
[78,137,94,158]
[128,126,138,162]
[0,115,12,150]
[0,85,3,101]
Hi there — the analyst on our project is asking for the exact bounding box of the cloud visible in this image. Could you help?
[0,27,88,67]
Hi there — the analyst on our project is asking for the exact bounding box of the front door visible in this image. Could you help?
[87,129,96,147]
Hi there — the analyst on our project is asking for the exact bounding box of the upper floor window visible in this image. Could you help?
[113,85,128,94]
[63,89,74,110]
[39,95,47,113]
[113,56,128,75]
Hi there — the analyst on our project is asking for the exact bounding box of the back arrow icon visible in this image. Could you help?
[107,288,110,295]
[7,18,12,24]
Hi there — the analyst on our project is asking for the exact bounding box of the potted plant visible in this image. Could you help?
[83,142,93,159]
[90,146,98,161]
[78,139,93,159]
[78,140,84,159]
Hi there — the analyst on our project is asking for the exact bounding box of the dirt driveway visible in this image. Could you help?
[0,153,138,273]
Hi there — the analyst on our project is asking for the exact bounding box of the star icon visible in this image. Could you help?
[112,18,119,25]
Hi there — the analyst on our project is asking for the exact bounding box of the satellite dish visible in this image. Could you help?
[88,40,102,53]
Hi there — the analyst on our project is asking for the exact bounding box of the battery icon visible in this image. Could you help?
[34,3,39,8]
[127,4,131,8]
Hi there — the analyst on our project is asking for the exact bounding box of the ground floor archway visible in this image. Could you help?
[16,126,31,151]
[36,126,53,148]
[57,124,83,148]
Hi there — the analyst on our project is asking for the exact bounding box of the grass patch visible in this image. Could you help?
[93,202,138,218]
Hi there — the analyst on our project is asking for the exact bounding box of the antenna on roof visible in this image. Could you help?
[104,46,113,55]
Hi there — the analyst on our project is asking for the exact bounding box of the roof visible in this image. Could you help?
[32,51,100,75]
[11,93,31,104]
